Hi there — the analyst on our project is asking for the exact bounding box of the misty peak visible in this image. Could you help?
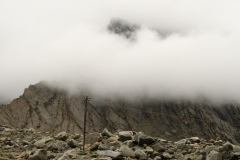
[107,18,139,39]
[107,18,167,40]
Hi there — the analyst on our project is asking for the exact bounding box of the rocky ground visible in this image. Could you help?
[0,125,240,160]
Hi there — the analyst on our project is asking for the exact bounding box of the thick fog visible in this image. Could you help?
[1,1,240,104]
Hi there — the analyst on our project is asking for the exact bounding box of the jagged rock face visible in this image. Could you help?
[0,82,240,144]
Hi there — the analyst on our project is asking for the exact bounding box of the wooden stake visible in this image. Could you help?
[82,96,90,151]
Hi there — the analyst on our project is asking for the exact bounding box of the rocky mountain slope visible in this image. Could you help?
[0,82,240,145]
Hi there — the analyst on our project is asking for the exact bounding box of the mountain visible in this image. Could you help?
[107,18,167,39]
[0,82,240,145]
[108,18,139,39]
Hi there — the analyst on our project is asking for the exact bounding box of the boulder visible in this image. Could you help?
[120,145,135,157]
[189,137,200,143]
[28,149,47,160]
[106,136,119,144]
[118,131,133,142]
[135,149,147,160]
[107,141,122,151]
[86,132,102,145]
[73,133,81,139]
[151,151,161,159]
[34,137,53,148]
[97,150,122,158]
[153,156,161,160]
[162,152,172,159]
[134,132,155,146]
[56,132,68,141]
[24,144,35,151]
[98,143,110,150]
[102,128,113,137]
[152,142,165,152]
[67,139,78,148]
[206,150,222,160]
[204,145,219,154]
[233,144,240,152]
[145,146,154,154]
[22,140,31,145]
[47,143,58,151]
[89,142,100,151]
[123,140,134,148]
[214,140,223,146]
[222,143,233,151]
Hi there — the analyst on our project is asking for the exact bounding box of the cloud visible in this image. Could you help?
[1,0,240,104]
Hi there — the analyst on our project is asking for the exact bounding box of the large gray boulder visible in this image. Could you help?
[206,150,222,160]
[153,156,161,160]
[118,131,133,142]
[134,132,155,146]
[120,145,135,157]
[107,141,122,151]
[47,143,58,151]
[97,150,122,158]
[86,132,102,145]
[222,143,233,151]
[151,142,165,152]
[34,137,53,148]
[135,149,147,160]
[106,136,119,144]
[219,143,234,159]
[233,144,240,152]
[162,152,172,159]
[174,138,187,145]
[98,143,110,150]
[123,140,134,148]
[204,145,219,154]
[28,149,47,160]
[90,142,100,151]
[67,139,78,148]
[55,132,68,141]
[102,128,113,137]
[189,137,200,143]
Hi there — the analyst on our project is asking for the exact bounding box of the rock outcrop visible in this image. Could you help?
[0,82,240,144]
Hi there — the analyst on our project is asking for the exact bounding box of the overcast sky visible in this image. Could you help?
[1,1,240,104]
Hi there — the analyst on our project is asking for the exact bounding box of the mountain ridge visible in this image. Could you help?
[0,82,240,144]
